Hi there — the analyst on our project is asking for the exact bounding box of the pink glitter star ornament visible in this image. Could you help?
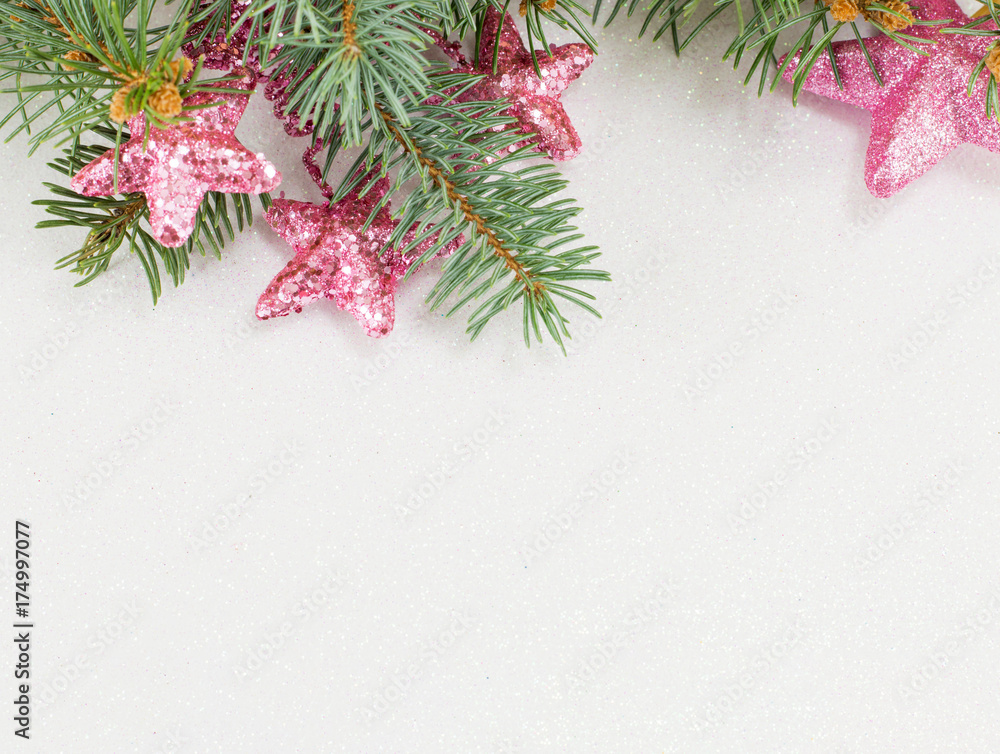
[447,8,594,160]
[257,175,461,337]
[781,0,1000,197]
[72,74,281,247]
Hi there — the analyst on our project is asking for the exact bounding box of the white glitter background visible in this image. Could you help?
[3,4,1000,752]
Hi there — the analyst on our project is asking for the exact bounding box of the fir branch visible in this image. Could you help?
[332,77,609,349]
[5,1,609,348]
[246,0,450,147]
[376,102,544,297]
[593,0,937,104]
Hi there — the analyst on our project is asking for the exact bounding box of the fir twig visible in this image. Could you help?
[594,0,936,103]
[330,76,609,349]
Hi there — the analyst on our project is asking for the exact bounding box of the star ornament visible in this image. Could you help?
[72,74,281,247]
[257,175,461,337]
[452,8,594,160]
[781,0,1000,197]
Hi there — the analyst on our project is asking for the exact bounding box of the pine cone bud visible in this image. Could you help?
[828,0,861,22]
[148,82,183,119]
[987,44,1000,84]
[864,0,915,31]
[520,0,557,14]
[169,56,194,81]
[109,88,130,123]
[61,49,95,71]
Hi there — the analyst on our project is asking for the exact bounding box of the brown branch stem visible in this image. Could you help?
[375,104,544,298]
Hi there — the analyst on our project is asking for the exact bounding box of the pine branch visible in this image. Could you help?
[5,1,611,348]
[593,0,940,103]
[242,0,597,153]
[330,76,609,350]
[244,0,451,147]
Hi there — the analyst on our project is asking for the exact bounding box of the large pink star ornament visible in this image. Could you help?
[781,0,1000,197]
[257,175,461,337]
[445,8,594,160]
[72,73,281,247]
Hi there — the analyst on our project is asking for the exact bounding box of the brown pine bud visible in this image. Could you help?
[61,49,95,70]
[986,44,1000,84]
[109,87,129,123]
[521,0,557,14]
[148,82,183,119]
[169,56,194,82]
[828,0,861,22]
[864,0,915,31]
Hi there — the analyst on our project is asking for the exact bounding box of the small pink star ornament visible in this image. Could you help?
[781,0,1000,197]
[257,174,461,337]
[72,73,281,247]
[442,8,594,160]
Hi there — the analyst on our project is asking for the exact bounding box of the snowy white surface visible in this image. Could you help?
[3,10,1000,754]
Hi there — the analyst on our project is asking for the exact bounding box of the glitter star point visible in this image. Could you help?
[72,75,281,247]
[452,8,594,160]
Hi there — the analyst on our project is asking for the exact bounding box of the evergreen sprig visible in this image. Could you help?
[2,0,610,347]
[593,0,1000,119]
[241,0,450,147]
[329,74,609,349]
[593,0,945,103]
